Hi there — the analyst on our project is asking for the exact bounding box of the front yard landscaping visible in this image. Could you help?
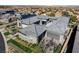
[7,39,32,53]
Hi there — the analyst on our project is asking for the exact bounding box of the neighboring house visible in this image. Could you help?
[0,9,16,14]
[0,14,10,23]
[0,31,8,53]
[0,14,17,23]
[0,9,17,23]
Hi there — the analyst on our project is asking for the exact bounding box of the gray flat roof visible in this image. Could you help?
[21,15,56,25]
[46,16,70,35]
[20,24,45,38]
[21,16,40,24]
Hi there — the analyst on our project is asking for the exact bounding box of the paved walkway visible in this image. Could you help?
[0,21,17,28]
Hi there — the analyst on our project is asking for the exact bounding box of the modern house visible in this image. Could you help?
[0,10,17,23]
[17,14,70,45]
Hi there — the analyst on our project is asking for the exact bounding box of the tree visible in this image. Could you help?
[69,15,77,28]
[70,15,77,22]
[47,12,55,16]
[62,11,70,16]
